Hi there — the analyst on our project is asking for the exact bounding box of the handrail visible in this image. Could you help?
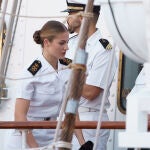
[2,121,150,130]
[0,121,126,129]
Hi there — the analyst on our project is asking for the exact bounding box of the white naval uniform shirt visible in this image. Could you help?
[16,54,70,118]
[66,29,117,110]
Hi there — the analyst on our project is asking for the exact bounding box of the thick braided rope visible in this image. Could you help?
[68,63,86,72]
[53,63,86,145]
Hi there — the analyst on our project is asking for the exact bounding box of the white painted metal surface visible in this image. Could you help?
[98,0,150,149]
[99,0,148,63]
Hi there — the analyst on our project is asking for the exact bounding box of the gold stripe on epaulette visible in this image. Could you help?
[68,6,84,10]
[106,44,112,50]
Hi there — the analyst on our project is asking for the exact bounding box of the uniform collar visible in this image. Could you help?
[37,54,55,72]
[86,29,101,46]
[37,54,63,73]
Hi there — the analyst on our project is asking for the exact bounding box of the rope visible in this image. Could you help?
[79,12,93,18]
[53,80,71,144]
[0,66,70,81]
[54,141,72,149]
[0,63,87,81]
[53,63,86,144]
[68,12,93,18]
[93,43,117,150]
[0,11,67,19]
[68,63,86,72]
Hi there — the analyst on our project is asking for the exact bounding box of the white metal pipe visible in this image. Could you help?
[21,130,27,149]
[0,0,18,79]
[5,0,23,74]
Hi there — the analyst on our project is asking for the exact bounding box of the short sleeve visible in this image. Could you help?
[86,50,117,89]
[16,69,34,100]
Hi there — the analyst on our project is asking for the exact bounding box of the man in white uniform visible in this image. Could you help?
[62,0,118,149]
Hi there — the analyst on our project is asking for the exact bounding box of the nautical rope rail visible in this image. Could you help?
[0,11,67,19]
[0,63,86,81]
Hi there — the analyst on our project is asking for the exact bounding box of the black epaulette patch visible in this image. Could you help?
[27,60,42,75]
[99,38,112,50]
[59,58,72,66]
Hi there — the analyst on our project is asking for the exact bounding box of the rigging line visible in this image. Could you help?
[53,72,71,144]
[93,43,117,150]
[0,0,19,83]
[0,11,67,19]
[108,0,145,61]
[5,0,23,76]
[0,66,70,81]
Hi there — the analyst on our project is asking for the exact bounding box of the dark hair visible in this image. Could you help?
[33,20,68,47]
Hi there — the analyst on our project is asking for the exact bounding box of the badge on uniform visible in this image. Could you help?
[59,58,72,66]
[99,38,112,50]
[27,60,42,75]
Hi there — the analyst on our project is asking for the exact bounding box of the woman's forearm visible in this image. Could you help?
[26,131,39,148]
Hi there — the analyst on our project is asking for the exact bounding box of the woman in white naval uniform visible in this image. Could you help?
[62,0,118,149]
[4,20,71,149]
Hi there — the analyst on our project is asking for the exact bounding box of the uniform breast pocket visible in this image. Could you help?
[36,81,57,95]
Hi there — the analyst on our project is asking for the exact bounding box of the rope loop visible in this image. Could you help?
[68,12,93,19]
[80,12,93,18]
[54,141,72,149]
[68,63,86,72]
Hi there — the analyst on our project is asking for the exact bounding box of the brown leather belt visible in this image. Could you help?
[43,117,51,121]
[27,116,57,121]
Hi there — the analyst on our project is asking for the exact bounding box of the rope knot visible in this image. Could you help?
[68,63,86,72]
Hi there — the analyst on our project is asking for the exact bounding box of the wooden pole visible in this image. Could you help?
[59,0,95,149]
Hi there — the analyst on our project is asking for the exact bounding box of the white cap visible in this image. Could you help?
[62,0,101,13]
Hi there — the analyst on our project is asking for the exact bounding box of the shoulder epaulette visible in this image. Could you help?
[59,58,72,66]
[27,60,42,75]
[99,38,112,50]
[69,34,78,40]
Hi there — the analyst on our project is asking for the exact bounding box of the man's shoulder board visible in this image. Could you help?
[27,60,42,75]
[59,58,72,66]
[99,38,112,50]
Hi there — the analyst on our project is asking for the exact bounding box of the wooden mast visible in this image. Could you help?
[58,0,95,149]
